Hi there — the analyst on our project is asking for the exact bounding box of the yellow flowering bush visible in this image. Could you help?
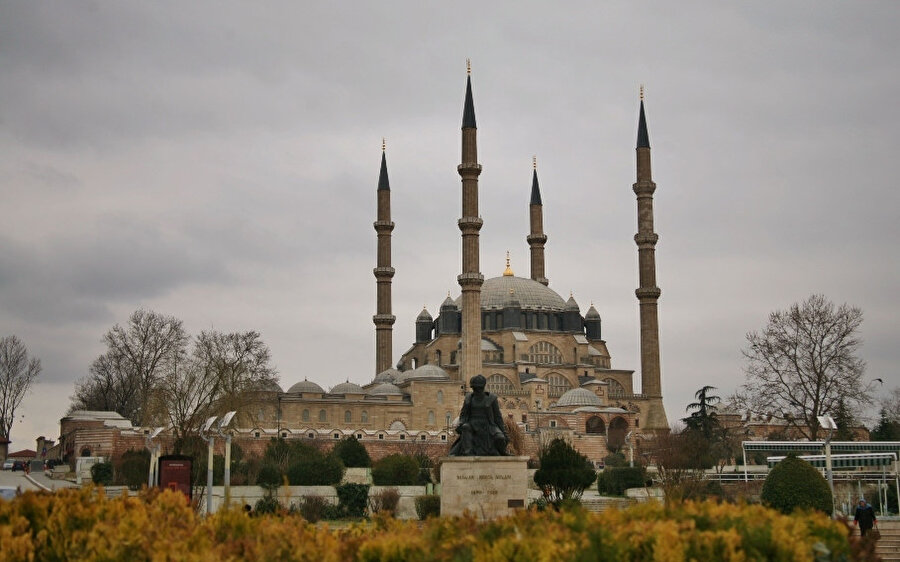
[0,487,855,561]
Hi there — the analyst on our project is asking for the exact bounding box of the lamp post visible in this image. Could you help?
[145,427,164,488]
[200,416,218,515]
[217,411,237,507]
[817,415,838,517]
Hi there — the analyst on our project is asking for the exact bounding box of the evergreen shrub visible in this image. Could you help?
[117,449,150,490]
[534,438,596,502]
[90,462,113,486]
[286,451,345,486]
[761,454,833,515]
[372,454,419,485]
[597,466,646,497]
[336,483,370,518]
[332,436,372,468]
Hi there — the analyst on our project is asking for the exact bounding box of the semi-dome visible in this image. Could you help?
[330,381,364,394]
[555,387,603,408]
[455,276,567,311]
[374,368,402,384]
[396,364,450,383]
[368,383,405,396]
[287,379,325,394]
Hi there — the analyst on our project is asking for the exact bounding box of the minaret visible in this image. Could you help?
[373,139,396,374]
[633,87,668,430]
[527,156,549,286]
[457,60,484,380]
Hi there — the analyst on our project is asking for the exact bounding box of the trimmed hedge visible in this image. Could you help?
[761,454,833,515]
[597,467,646,497]
[534,438,596,502]
[371,454,419,485]
[0,488,855,561]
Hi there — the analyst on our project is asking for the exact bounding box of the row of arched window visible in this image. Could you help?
[302,409,370,424]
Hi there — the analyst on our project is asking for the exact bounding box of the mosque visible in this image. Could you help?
[260,68,670,464]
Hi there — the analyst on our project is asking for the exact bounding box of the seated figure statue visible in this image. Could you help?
[448,374,508,456]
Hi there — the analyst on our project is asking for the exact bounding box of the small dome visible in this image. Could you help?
[417,307,433,322]
[555,387,603,408]
[330,381,364,394]
[481,338,499,351]
[254,380,283,393]
[565,295,580,312]
[585,305,601,319]
[369,383,404,396]
[441,295,458,309]
[287,379,325,394]
[397,364,450,383]
[374,368,402,384]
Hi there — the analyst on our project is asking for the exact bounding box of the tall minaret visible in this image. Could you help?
[527,156,549,286]
[457,61,484,380]
[633,88,668,430]
[373,139,396,374]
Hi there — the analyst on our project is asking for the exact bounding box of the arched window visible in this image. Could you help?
[81,448,91,457]
[547,373,572,398]
[344,410,352,423]
[586,416,606,434]
[607,417,629,452]
[604,378,626,398]
[302,409,310,422]
[486,374,514,395]
[428,410,436,425]
[528,341,562,364]
[435,350,442,366]
[446,412,453,427]
[437,390,444,404]
[318,409,327,422]
[361,410,369,423]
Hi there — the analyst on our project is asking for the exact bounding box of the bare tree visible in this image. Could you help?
[191,330,278,418]
[70,309,188,425]
[737,294,871,440]
[0,336,42,442]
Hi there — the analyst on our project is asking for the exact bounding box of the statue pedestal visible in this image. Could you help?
[440,456,529,520]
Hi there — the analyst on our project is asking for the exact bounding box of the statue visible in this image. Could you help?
[448,374,508,456]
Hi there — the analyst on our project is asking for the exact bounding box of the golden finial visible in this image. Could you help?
[466,58,471,75]
[447,290,451,298]
[533,155,537,170]
[382,137,386,152]
[503,251,514,276]
[640,84,644,101]
[570,291,574,299]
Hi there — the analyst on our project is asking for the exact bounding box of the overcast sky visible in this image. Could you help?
[2,1,898,448]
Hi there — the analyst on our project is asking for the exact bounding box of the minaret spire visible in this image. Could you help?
[632,89,668,430]
[373,140,396,374]
[458,62,484,380]
[527,156,549,286]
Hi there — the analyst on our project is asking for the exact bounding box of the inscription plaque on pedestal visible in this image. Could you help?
[440,456,529,519]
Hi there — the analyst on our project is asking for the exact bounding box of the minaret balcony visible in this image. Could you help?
[373,220,395,232]
[457,272,485,287]
[457,216,484,231]
[635,287,661,300]
[526,234,548,244]
[373,266,396,279]
[372,314,396,326]
[633,233,659,248]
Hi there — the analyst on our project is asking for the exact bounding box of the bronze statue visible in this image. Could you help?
[448,374,508,456]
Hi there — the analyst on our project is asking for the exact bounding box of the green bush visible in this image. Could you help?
[534,438,597,503]
[336,483,370,518]
[286,451,345,486]
[332,436,372,468]
[256,463,283,491]
[414,495,441,520]
[117,449,150,489]
[761,454,833,515]
[371,454,419,485]
[603,453,628,468]
[597,467,646,497]
[90,462,113,486]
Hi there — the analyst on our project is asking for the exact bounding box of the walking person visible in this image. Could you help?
[854,498,877,537]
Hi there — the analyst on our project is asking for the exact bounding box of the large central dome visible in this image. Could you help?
[455,276,567,311]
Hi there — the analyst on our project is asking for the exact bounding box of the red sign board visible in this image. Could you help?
[158,455,193,499]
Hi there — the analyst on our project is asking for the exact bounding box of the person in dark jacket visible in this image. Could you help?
[854,498,877,537]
